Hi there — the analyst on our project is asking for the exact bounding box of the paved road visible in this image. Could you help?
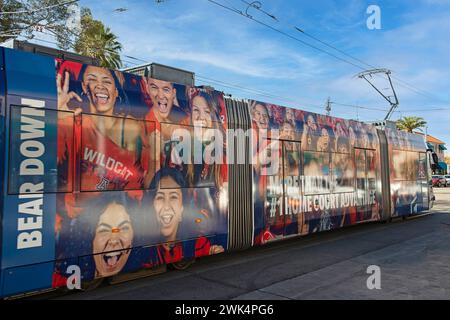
[57,188,450,300]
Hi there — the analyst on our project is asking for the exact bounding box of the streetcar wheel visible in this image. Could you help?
[169,258,195,270]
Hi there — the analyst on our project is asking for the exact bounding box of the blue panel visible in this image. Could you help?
[0,47,5,99]
[2,193,56,268]
[0,49,57,296]
[0,47,6,296]
[4,48,57,105]
[2,262,54,297]
[2,97,57,271]
[8,105,59,193]
[1,98,57,270]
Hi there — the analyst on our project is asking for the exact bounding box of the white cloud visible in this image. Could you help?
[112,7,325,80]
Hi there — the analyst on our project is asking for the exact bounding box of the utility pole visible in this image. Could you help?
[325,97,331,116]
[356,69,399,121]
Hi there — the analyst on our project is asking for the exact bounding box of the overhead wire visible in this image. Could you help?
[206,0,367,70]
[19,25,450,119]
[4,0,448,116]
[221,0,449,103]
[30,35,450,117]
[6,0,449,114]
[28,28,327,110]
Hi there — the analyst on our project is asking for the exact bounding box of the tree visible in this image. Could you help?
[0,0,77,48]
[0,0,22,43]
[396,116,427,133]
[1,3,123,69]
[73,8,122,69]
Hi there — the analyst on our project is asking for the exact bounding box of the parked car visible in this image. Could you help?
[432,175,447,187]
[444,175,450,185]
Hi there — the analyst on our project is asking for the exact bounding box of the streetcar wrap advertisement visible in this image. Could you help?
[0,47,430,298]
[1,49,229,294]
[385,128,429,216]
[249,100,384,244]
[52,59,229,285]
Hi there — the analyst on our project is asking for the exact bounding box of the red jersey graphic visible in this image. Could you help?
[153,237,213,265]
[80,116,143,190]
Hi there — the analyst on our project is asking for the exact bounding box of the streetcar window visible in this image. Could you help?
[392,150,420,181]
[283,141,301,177]
[392,150,407,180]
[159,123,221,189]
[160,123,191,188]
[56,109,75,193]
[140,119,157,189]
[355,148,367,194]
[80,113,149,191]
[408,152,419,181]
[303,151,330,194]
[258,138,281,177]
[366,150,377,195]
[331,153,355,193]
[8,106,74,194]
[418,153,427,180]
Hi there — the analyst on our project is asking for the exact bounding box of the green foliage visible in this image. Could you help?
[0,0,75,48]
[396,116,427,133]
[74,8,122,69]
[0,0,22,43]
[1,2,123,69]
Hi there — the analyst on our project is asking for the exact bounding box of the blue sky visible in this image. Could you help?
[39,0,450,151]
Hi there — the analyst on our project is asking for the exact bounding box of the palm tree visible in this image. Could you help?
[74,9,122,69]
[396,116,427,133]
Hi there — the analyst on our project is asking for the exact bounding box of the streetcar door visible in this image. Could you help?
[419,152,429,210]
[355,148,367,221]
[366,149,377,219]
[281,140,302,236]
[355,148,377,221]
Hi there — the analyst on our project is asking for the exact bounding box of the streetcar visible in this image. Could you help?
[0,44,435,298]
